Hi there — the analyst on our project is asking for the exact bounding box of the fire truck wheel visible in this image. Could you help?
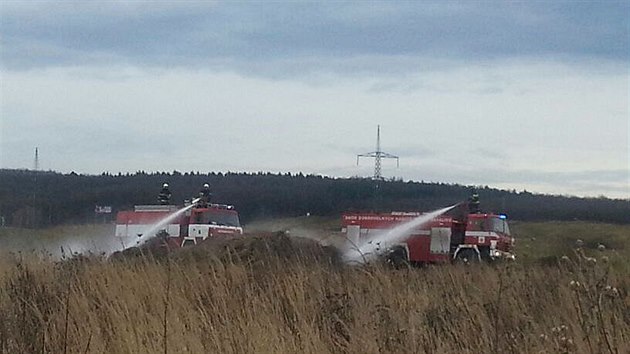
[156,230,170,240]
[455,249,480,264]
[386,246,409,268]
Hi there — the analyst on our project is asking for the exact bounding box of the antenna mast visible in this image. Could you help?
[34,147,39,171]
[357,125,399,179]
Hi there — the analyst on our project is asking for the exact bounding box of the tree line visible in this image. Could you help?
[0,169,628,228]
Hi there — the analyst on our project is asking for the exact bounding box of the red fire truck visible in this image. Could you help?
[115,202,243,248]
[341,206,515,265]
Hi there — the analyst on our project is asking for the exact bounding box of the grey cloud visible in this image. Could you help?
[389,145,436,160]
[316,159,629,199]
[397,164,629,198]
[366,80,424,94]
[2,1,628,73]
[471,148,507,161]
[2,111,179,165]
[434,167,627,188]
[507,169,629,186]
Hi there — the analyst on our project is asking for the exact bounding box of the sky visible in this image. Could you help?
[1,1,629,199]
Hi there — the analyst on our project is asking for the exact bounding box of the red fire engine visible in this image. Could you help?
[115,202,243,248]
[341,205,515,264]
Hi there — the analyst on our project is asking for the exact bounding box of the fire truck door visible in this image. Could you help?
[430,227,451,254]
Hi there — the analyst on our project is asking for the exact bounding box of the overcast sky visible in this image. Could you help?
[1,1,628,198]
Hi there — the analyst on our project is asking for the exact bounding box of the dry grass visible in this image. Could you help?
[0,223,628,353]
[511,222,630,280]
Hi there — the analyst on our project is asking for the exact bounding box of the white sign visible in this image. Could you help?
[95,206,112,214]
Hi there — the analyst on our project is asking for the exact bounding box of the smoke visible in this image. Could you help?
[0,225,126,260]
[0,198,203,260]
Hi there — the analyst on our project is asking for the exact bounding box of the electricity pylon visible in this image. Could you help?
[357,125,399,180]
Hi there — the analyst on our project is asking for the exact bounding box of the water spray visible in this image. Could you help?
[133,198,201,248]
[342,204,458,264]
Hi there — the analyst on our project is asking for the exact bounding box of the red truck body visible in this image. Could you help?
[341,210,514,263]
[115,203,243,248]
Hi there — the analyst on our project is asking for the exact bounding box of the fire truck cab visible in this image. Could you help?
[185,205,243,245]
[463,213,514,261]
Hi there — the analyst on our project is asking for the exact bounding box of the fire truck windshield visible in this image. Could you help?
[194,211,241,227]
[490,217,510,235]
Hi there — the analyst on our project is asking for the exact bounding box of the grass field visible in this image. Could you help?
[0,220,628,353]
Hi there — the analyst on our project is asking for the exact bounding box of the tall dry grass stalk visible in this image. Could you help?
[0,233,627,353]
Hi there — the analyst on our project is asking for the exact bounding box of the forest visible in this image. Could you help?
[0,168,628,228]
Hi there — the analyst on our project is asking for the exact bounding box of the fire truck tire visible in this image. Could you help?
[386,246,409,268]
[156,230,170,240]
[455,249,480,264]
[478,246,492,261]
